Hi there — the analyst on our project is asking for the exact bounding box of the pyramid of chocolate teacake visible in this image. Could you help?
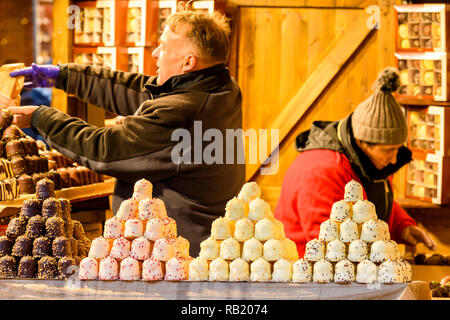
[0,109,64,200]
[78,178,192,281]
[301,179,412,284]
[188,181,300,282]
[0,178,91,279]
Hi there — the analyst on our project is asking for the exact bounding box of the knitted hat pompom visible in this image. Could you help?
[373,67,400,93]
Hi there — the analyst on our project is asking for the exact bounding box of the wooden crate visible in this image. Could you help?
[395,51,449,101]
[117,46,156,74]
[126,0,159,47]
[407,105,450,156]
[73,0,128,47]
[395,4,450,53]
[405,150,450,204]
[72,46,118,69]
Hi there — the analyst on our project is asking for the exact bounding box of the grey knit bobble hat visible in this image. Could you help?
[351,67,407,145]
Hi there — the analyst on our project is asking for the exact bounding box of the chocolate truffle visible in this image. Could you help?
[65,220,74,238]
[0,255,17,278]
[17,256,37,278]
[52,236,72,258]
[73,220,85,240]
[19,198,42,220]
[25,215,46,239]
[37,256,58,279]
[35,178,55,200]
[0,109,14,130]
[70,237,78,257]
[12,235,33,257]
[59,198,71,221]
[18,174,35,194]
[57,168,71,188]
[5,140,26,159]
[58,256,76,279]
[2,125,25,141]
[6,216,27,239]
[45,216,65,238]
[0,236,13,257]
[42,197,62,219]
[32,236,52,258]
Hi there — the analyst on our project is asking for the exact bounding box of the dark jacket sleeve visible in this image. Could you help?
[56,63,153,116]
[31,92,208,182]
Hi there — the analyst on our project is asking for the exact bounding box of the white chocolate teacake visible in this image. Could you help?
[124,219,144,239]
[138,198,167,220]
[116,199,138,221]
[209,257,229,281]
[378,259,403,284]
[220,237,241,260]
[360,219,384,243]
[189,257,209,281]
[356,259,378,284]
[250,257,271,282]
[242,238,263,262]
[263,238,283,261]
[318,219,339,243]
[313,259,333,283]
[211,217,233,240]
[272,259,293,282]
[347,240,369,262]
[142,257,164,281]
[233,218,254,242]
[352,200,377,224]
[248,198,273,221]
[225,197,249,221]
[254,218,276,241]
[132,178,153,202]
[334,259,355,283]
[79,257,99,280]
[98,257,119,281]
[174,236,190,259]
[130,237,152,261]
[330,200,351,223]
[119,257,140,280]
[165,257,191,281]
[199,237,220,260]
[237,182,261,204]
[304,239,325,262]
[152,238,175,261]
[339,219,359,243]
[109,237,131,260]
[229,258,250,282]
[325,239,346,262]
[103,216,123,239]
[344,179,364,203]
[144,217,177,241]
[369,240,398,263]
[292,258,312,283]
[88,236,111,259]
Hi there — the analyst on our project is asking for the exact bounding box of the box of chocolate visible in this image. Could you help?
[405,150,450,204]
[126,1,159,46]
[73,46,117,70]
[117,46,156,74]
[73,0,128,47]
[395,51,448,101]
[395,4,449,52]
[407,106,450,156]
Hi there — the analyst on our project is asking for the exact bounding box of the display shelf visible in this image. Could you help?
[0,279,431,300]
[0,178,115,218]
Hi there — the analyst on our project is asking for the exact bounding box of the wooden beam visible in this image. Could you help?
[248,13,376,180]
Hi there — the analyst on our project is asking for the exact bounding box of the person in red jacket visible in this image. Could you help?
[274,67,436,257]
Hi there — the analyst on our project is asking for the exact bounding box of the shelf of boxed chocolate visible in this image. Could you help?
[0,109,114,216]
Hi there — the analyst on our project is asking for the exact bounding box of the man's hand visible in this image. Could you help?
[401,225,436,251]
[7,106,39,128]
[9,63,59,88]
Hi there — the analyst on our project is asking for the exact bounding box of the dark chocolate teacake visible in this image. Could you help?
[32,236,52,258]
[0,109,14,130]
[0,236,13,257]
[52,236,72,258]
[25,215,46,239]
[58,256,76,279]
[6,216,27,240]
[18,174,35,195]
[45,216,65,239]
[41,197,62,219]
[35,177,55,200]
[11,235,33,257]
[0,255,17,278]
[37,256,58,279]
[19,198,42,219]
[17,256,37,278]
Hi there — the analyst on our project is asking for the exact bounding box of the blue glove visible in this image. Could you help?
[9,63,60,88]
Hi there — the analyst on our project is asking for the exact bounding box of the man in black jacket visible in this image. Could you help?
[9,11,245,256]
